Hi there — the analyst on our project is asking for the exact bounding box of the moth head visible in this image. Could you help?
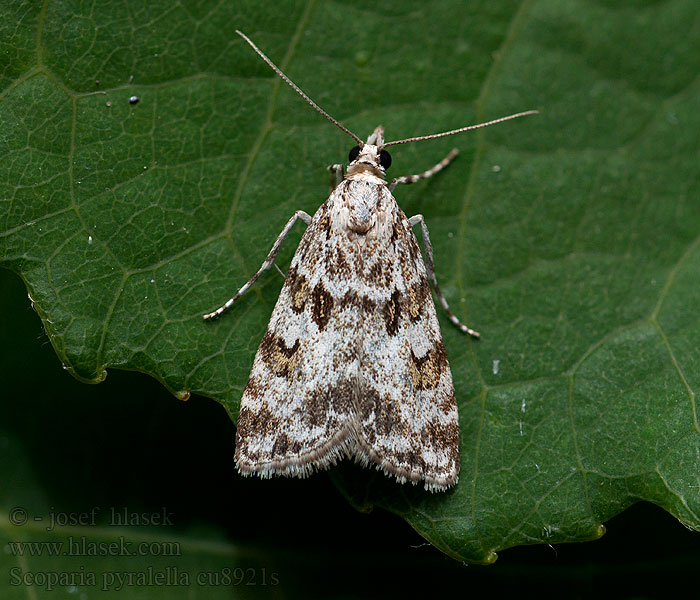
[346,126,392,176]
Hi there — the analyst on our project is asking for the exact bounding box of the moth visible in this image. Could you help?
[204,31,536,491]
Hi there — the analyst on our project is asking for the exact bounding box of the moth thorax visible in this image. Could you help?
[346,180,383,234]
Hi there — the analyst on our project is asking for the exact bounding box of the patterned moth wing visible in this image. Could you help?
[234,189,363,479]
[355,183,460,491]
[234,171,460,491]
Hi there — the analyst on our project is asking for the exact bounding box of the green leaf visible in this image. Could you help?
[1,0,699,565]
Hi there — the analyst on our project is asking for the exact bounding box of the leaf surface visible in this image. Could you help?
[1,0,699,563]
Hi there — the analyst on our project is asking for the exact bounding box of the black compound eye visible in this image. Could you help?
[348,145,361,162]
[378,149,392,170]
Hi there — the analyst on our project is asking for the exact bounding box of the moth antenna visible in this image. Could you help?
[236,30,364,146]
[383,110,539,147]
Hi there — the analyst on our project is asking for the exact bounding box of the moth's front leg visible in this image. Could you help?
[203,210,312,320]
[327,163,345,190]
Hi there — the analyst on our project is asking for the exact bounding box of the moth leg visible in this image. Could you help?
[327,163,345,189]
[388,149,458,192]
[203,210,312,320]
[408,213,480,339]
